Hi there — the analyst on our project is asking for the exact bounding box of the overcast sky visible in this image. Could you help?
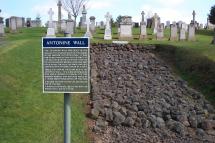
[1,0,214,25]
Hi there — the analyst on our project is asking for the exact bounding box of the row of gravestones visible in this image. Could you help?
[86,12,196,41]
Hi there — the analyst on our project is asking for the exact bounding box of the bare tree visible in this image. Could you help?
[61,0,88,33]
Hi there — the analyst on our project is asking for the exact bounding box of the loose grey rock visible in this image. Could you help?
[113,111,126,125]
[124,117,135,127]
[105,108,113,121]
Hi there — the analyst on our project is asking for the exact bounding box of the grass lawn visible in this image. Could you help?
[0,26,214,143]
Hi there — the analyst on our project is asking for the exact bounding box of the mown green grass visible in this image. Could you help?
[0,27,88,143]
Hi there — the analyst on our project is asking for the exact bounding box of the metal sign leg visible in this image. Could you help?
[64,93,71,143]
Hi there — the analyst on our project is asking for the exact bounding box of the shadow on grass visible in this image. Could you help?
[155,44,215,105]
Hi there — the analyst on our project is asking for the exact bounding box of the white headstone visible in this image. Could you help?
[53,21,58,34]
[0,23,4,36]
[104,12,112,40]
[119,16,133,40]
[10,17,17,32]
[84,19,92,38]
[153,13,159,34]
[48,8,54,28]
[65,20,74,35]
[156,23,164,40]
[188,24,195,41]
[61,20,67,32]
[170,22,178,41]
[46,8,55,37]
[179,23,186,40]
[90,16,96,33]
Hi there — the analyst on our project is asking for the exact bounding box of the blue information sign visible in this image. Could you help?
[42,37,90,93]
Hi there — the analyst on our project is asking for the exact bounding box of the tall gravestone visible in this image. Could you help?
[10,17,17,32]
[57,0,62,31]
[16,17,23,28]
[0,10,5,36]
[90,16,96,33]
[139,11,147,39]
[100,21,104,29]
[104,12,112,40]
[119,16,133,40]
[84,19,92,38]
[65,19,74,36]
[166,21,170,28]
[156,23,164,40]
[46,8,55,37]
[188,24,195,41]
[81,5,87,29]
[26,18,31,27]
[192,10,196,24]
[153,13,159,34]
[169,22,178,41]
[179,23,186,41]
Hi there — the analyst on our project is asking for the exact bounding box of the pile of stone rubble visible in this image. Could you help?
[89,43,215,143]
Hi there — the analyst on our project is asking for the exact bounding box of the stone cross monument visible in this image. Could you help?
[140,11,147,39]
[57,0,62,31]
[47,8,55,37]
[192,10,196,24]
[48,8,54,28]
[141,11,145,22]
[104,12,112,40]
[153,13,159,34]
[81,5,87,29]
[84,19,92,38]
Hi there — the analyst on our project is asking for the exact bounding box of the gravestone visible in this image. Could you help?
[46,8,55,37]
[188,24,195,41]
[57,0,62,31]
[192,10,196,24]
[156,23,164,40]
[53,21,58,34]
[84,19,92,38]
[199,24,203,29]
[153,13,159,34]
[26,18,31,27]
[61,20,67,32]
[81,5,87,29]
[6,18,9,27]
[104,12,112,40]
[166,21,170,28]
[16,17,24,28]
[0,10,4,36]
[139,11,147,39]
[179,23,186,41]
[65,19,74,36]
[90,16,96,33]
[100,21,105,29]
[147,18,152,28]
[10,17,17,32]
[119,16,133,40]
[169,22,178,41]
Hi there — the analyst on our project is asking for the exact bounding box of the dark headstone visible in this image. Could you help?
[147,18,152,28]
[6,18,9,27]
[134,22,139,28]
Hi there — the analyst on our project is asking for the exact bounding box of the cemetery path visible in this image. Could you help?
[89,44,215,143]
